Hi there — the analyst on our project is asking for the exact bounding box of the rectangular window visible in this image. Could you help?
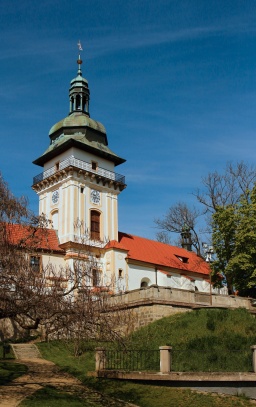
[91,211,100,240]
[30,256,41,273]
[118,269,123,279]
[91,161,97,171]
[92,269,100,286]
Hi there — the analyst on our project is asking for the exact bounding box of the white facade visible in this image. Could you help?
[32,58,219,297]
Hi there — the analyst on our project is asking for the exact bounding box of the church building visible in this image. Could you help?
[31,54,213,295]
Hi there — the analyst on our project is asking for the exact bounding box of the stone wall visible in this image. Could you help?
[108,285,256,329]
[131,303,190,329]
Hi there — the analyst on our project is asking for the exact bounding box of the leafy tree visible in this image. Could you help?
[212,187,256,296]
[201,162,256,296]
[211,205,236,293]
[155,162,256,297]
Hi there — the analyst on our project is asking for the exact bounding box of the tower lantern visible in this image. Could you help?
[69,57,90,115]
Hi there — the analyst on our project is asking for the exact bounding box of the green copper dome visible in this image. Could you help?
[49,112,106,136]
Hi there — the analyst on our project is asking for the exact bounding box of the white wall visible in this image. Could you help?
[43,147,115,172]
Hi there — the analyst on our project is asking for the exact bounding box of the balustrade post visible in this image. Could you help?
[95,347,106,371]
[251,345,256,373]
[159,346,172,373]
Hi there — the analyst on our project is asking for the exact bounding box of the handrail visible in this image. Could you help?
[33,155,125,185]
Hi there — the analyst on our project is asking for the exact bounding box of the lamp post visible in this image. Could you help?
[202,243,214,306]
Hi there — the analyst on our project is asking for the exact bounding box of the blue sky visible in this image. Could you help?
[1,0,256,240]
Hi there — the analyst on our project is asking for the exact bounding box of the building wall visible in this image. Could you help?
[37,171,120,244]
[41,253,66,269]
[43,147,115,173]
[105,251,215,294]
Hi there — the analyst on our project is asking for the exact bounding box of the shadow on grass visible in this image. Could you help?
[20,386,86,407]
[0,361,28,385]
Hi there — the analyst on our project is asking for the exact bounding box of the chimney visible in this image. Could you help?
[181,225,192,251]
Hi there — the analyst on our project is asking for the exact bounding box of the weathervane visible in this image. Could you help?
[77,40,83,73]
[77,40,83,52]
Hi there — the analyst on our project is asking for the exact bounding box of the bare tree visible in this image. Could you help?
[0,173,134,344]
[154,202,202,254]
[195,161,256,213]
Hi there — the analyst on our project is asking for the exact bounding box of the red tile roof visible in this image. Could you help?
[3,223,63,253]
[106,232,210,276]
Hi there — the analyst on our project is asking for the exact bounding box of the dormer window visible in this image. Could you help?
[175,255,189,264]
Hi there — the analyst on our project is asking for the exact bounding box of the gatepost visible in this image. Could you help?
[95,347,106,371]
[251,345,256,373]
[159,346,172,373]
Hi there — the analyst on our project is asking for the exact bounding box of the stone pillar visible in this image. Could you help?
[251,345,256,373]
[159,346,172,373]
[95,347,106,371]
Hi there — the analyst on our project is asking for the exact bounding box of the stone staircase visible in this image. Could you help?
[11,343,42,360]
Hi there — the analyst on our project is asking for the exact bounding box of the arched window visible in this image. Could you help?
[51,210,59,230]
[70,96,74,112]
[76,95,81,110]
[140,278,151,288]
[91,210,100,240]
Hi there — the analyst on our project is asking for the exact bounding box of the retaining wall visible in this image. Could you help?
[109,285,256,329]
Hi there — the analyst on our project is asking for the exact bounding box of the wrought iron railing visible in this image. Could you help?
[105,349,159,372]
[102,348,252,373]
[172,349,252,372]
[33,155,125,185]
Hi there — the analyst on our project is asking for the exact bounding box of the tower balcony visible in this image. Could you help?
[32,155,126,190]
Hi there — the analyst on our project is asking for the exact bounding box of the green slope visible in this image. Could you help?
[35,308,256,407]
[124,308,256,371]
[126,308,256,347]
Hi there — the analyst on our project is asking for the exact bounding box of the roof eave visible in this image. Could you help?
[33,139,126,167]
[126,257,209,276]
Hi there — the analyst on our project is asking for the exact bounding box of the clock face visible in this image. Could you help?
[91,189,100,204]
[52,190,59,204]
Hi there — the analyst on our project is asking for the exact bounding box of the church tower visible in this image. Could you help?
[32,55,126,247]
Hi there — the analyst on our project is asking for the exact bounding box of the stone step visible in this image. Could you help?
[11,343,42,360]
